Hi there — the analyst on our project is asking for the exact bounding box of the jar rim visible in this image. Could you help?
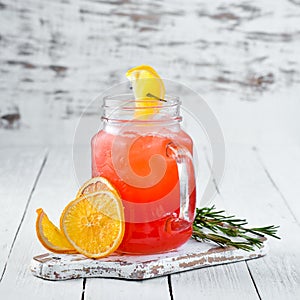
[103,93,180,109]
[101,93,182,124]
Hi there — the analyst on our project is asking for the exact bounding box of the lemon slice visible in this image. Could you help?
[126,65,165,118]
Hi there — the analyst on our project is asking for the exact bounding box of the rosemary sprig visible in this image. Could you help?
[192,206,280,251]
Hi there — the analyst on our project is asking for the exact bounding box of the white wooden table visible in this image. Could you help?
[0,144,299,299]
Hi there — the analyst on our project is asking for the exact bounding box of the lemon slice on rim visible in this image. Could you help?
[126,65,165,118]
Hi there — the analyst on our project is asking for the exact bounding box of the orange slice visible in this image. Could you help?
[60,192,125,258]
[35,208,77,254]
[76,176,120,198]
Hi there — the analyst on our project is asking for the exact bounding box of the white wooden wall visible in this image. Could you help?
[0,0,299,148]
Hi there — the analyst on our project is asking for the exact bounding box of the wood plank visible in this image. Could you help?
[84,277,170,300]
[0,146,46,279]
[0,147,83,299]
[256,146,300,223]
[218,145,300,299]
[171,261,260,300]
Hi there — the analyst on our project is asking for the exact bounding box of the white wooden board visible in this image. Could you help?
[31,238,267,281]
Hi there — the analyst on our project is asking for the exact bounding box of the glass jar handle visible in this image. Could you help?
[166,142,195,224]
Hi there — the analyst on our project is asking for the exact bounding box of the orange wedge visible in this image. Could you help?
[60,191,125,258]
[35,208,77,254]
[76,176,120,198]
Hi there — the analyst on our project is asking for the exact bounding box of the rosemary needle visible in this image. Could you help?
[192,206,280,251]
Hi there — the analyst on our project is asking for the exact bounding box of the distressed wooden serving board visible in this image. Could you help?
[31,238,267,281]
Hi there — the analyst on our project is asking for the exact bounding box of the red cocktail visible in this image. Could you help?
[91,94,196,254]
